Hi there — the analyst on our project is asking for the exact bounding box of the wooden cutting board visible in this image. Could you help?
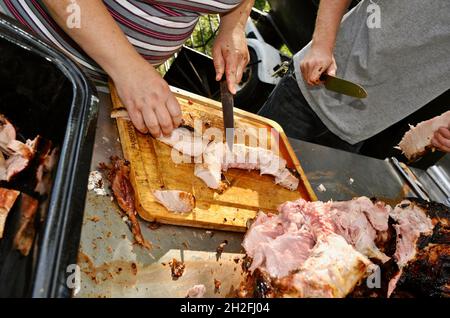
[110,84,317,232]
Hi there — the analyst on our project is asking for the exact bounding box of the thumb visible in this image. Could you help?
[326,57,337,77]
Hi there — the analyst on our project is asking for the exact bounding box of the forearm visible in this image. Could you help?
[219,0,254,31]
[42,0,145,79]
[312,0,352,53]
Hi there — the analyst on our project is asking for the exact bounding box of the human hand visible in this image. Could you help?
[431,127,450,153]
[112,58,182,137]
[300,45,337,86]
[212,25,249,94]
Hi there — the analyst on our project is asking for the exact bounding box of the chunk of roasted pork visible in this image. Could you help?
[13,193,38,256]
[99,156,151,249]
[0,114,39,182]
[285,234,372,298]
[153,190,195,213]
[398,110,450,161]
[0,188,20,238]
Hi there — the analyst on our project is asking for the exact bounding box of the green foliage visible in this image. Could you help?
[159,1,272,75]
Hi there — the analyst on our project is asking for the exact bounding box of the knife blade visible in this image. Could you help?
[220,80,234,150]
[320,74,368,99]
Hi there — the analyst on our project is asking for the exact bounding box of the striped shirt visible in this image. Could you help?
[0,0,242,83]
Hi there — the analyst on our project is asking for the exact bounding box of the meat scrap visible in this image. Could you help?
[152,190,195,213]
[169,258,185,280]
[214,279,221,293]
[13,193,39,256]
[215,240,228,261]
[99,156,151,249]
[186,284,206,298]
[398,110,450,161]
[0,188,20,238]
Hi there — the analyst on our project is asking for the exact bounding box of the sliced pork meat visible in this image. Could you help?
[194,162,226,192]
[157,127,208,158]
[153,190,195,213]
[13,193,38,256]
[398,110,450,161]
[0,188,20,238]
[197,142,299,191]
[99,156,151,249]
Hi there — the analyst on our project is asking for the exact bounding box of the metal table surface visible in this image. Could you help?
[75,91,421,298]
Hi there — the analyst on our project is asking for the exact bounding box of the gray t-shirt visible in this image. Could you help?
[293,0,450,145]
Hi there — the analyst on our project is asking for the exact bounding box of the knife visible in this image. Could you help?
[220,80,234,150]
[320,74,368,99]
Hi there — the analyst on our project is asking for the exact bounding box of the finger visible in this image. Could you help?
[432,137,450,153]
[300,61,308,83]
[127,105,148,134]
[326,61,337,77]
[155,104,174,136]
[236,61,245,84]
[435,131,450,149]
[166,93,183,127]
[225,56,238,94]
[142,108,161,138]
[213,48,225,82]
[310,64,325,85]
[437,127,450,139]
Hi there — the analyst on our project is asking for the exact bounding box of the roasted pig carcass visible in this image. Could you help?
[398,111,450,161]
[99,156,151,249]
[241,197,387,298]
[241,196,450,298]
[13,193,38,256]
[0,188,20,238]
[153,190,195,213]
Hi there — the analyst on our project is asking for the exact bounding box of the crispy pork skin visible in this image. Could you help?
[13,193,38,256]
[0,188,20,238]
[398,111,450,161]
[152,190,195,213]
[100,156,151,249]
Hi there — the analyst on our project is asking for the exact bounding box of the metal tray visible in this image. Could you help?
[0,14,98,297]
